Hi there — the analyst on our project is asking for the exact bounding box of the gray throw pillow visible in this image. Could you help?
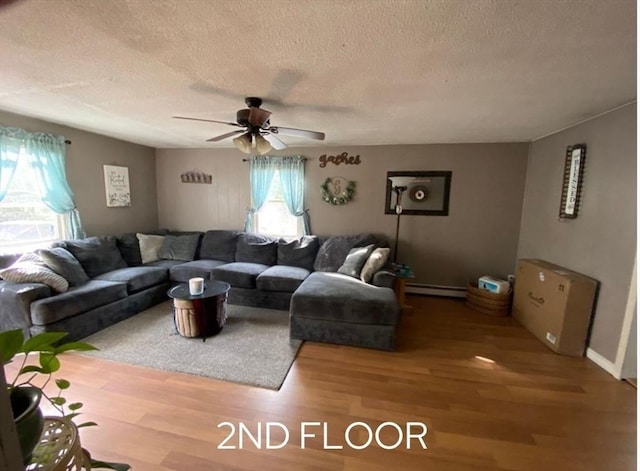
[64,236,128,278]
[313,233,380,272]
[38,247,89,286]
[277,236,319,271]
[116,233,142,266]
[337,244,376,278]
[158,234,200,261]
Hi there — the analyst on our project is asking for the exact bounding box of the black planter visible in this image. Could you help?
[10,386,44,465]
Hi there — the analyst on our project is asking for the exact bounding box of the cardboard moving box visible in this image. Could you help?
[512,259,598,357]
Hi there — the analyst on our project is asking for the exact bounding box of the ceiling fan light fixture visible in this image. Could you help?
[254,134,272,155]
[233,132,253,154]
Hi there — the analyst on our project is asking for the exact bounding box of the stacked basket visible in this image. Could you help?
[466,282,512,316]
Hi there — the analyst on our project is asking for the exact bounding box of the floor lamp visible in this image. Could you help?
[388,176,414,264]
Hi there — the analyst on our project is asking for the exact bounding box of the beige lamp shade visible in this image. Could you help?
[233,132,253,154]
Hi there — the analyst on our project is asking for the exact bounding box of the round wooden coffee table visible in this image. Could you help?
[167,280,231,341]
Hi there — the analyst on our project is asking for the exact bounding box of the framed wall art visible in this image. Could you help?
[559,144,586,219]
[103,165,131,207]
[385,171,452,216]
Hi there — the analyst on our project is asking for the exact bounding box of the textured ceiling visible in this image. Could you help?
[0,0,636,148]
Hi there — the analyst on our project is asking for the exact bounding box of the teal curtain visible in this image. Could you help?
[244,156,277,232]
[0,126,85,239]
[279,156,310,235]
[0,127,25,201]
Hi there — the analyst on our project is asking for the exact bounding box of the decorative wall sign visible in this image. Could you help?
[180,169,212,184]
[385,171,452,216]
[321,177,356,205]
[103,165,131,207]
[319,152,361,168]
[559,144,586,219]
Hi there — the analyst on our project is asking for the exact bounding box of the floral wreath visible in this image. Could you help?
[321,177,356,205]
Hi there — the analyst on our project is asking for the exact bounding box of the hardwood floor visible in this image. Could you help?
[7,296,636,470]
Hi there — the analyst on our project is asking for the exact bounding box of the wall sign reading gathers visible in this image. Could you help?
[319,152,361,168]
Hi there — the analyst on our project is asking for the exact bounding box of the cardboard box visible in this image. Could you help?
[512,259,598,356]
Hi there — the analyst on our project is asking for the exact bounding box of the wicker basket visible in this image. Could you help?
[466,282,512,316]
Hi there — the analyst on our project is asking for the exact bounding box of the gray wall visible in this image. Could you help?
[0,111,158,235]
[517,103,637,363]
[156,143,529,286]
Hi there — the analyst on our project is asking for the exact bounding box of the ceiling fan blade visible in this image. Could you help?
[248,107,272,127]
[206,130,246,142]
[262,133,288,150]
[269,126,325,140]
[173,116,241,127]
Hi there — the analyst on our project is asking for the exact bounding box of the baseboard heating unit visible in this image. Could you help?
[405,283,467,298]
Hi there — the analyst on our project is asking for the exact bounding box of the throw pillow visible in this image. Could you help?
[313,233,380,272]
[64,236,128,278]
[360,247,391,283]
[158,234,200,261]
[277,236,319,271]
[199,230,239,262]
[38,247,89,286]
[136,233,166,264]
[0,252,69,292]
[337,244,376,278]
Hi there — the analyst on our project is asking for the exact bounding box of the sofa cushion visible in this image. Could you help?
[38,247,90,287]
[158,234,201,261]
[64,236,127,278]
[169,259,228,282]
[337,244,375,278]
[94,266,168,294]
[313,233,380,272]
[144,259,184,269]
[116,233,142,266]
[277,236,319,271]
[136,233,165,264]
[291,271,400,325]
[236,233,278,265]
[30,280,128,325]
[0,252,69,293]
[256,265,310,292]
[211,262,270,289]
[199,230,239,262]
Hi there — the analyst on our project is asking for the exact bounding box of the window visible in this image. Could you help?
[0,151,62,254]
[255,169,302,237]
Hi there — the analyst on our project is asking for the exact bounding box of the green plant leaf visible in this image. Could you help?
[0,329,24,364]
[50,396,66,406]
[55,378,71,389]
[68,402,83,411]
[89,459,130,470]
[22,332,68,353]
[54,341,99,354]
[39,353,60,373]
[78,421,98,428]
[64,412,81,421]
[19,365,46,375]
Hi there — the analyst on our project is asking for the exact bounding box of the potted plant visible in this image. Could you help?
[0,329,130,470]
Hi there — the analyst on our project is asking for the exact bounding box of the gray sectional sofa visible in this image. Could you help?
[0,230,400,350]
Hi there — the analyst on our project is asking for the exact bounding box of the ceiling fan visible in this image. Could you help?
[173,97,325,154]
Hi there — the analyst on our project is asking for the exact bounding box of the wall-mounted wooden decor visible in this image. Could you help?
[180,169,212,184]
[319,152,361,168]
[559,144,586,219]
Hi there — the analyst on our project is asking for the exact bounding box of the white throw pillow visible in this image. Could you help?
[359,247,390,283]
[136,233,166,264]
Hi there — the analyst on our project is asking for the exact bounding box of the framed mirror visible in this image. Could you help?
[385,171,452,216]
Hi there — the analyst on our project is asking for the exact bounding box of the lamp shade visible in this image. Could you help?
[254,134,272,155]
[388,176,414,188]
[233,132,253,154]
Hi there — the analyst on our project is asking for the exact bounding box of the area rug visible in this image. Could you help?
[81,301,302,390]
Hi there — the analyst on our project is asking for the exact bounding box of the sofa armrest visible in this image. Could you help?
[0,281,51,337]
[372,269,396,289]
